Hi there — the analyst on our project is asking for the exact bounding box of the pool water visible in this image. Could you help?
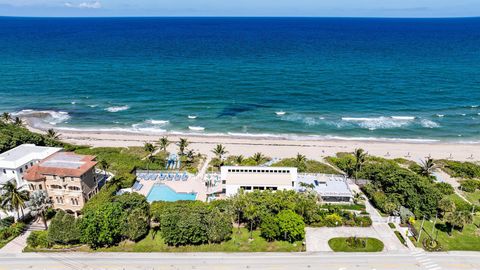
[146,184,197,202]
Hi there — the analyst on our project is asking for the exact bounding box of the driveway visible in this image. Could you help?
[306,224,409,252]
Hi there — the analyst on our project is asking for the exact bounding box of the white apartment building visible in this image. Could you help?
[0,144,62,188]
[220,166,297,196]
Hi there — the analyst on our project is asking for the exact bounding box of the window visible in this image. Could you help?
[68,186,80,191]
[222,180,226,184]
[38,185,42,190]
[30,162,33,166]
[25,165,28,170]
[51,184,62,189]
[2,169,6,174]
[19,168,23,173]
[53,175,57,180]
[56,197,64,204]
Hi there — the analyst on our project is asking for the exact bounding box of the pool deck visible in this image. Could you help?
[136,176,207,201]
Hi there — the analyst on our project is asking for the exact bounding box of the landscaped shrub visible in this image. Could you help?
[460,180,480,193]
[324,213,343,227]
[79,202,124,248]
[47,211,81,245]
[441,160,480,179]
[27,231,50,248]
[435,182,455,195]
[275,210,305,242]
[260,215,280,241]
[354,215,372,227]
[0,216,14,228]
[346,236,366,248]
[123,208,149,242]
[205,208,233,243]
[160,201,232,246]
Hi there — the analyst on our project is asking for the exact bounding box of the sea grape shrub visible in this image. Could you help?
[159,201,232,246]
[47,210,81,245]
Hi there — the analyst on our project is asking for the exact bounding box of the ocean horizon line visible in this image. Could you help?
[1,15,480,19]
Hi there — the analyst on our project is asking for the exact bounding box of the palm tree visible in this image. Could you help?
[178,138,189,156]
[13,117,23,127]
[46,129,60,140]
[1,112,11,123]
[252,152,266,165]
[353,148,367,181]
[235,155,244,165]
[158,136,170,152]
[0,181,29,220]
[419,158,436,177]
[98,159,109,180]
[144,142,157,173]
[185,149,195,165]
[294,153,307,172]
[212,144,228,160]
[27,191,52,230]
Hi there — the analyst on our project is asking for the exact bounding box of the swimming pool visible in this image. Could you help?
[146,184,197,202]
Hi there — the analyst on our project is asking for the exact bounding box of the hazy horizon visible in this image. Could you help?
[0,0,479,18]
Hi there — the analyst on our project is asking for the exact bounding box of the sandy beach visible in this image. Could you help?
[28,125,480,162]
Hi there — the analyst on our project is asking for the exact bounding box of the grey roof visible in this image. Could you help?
[42,152,84,169]
[297,174,353,197]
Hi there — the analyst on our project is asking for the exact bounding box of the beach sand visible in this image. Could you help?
[29,126,480,162]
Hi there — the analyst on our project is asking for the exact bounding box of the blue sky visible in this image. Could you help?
[0,0,479,17]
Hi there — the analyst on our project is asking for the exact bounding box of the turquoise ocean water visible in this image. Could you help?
[1,17,479,142]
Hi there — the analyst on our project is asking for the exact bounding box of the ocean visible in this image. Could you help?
[1,17,479,142]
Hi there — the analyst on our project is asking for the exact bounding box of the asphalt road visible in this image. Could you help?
[0,251,479,270]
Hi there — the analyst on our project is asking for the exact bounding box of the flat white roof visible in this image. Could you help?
[297,174,353,197]
[221,166,297,171]
[0,144,62,169]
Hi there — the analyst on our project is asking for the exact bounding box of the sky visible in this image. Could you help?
[0,0,479,17]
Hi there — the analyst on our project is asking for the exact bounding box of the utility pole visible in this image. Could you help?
[417,216,426,243]
[431,213,438,236]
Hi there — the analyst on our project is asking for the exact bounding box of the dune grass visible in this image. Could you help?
[328,237,384,252]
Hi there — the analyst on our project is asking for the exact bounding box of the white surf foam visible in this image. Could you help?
[189,126,205,131]
[145,119,169,125]
[275,111,286,116]
[12,109,70,126]
[105,105,130,112]
[280,113,325,126]
[341,116,414,130]
[420,119,440,128]
[188,115,197,119]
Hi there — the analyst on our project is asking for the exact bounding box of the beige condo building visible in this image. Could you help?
[24,152,99,215]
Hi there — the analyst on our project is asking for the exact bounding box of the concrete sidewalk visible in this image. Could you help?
[0,221,45,254]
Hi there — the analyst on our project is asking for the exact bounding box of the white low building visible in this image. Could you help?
[297,174,353,202]
[220,166,297,196]
[0,144,62,188]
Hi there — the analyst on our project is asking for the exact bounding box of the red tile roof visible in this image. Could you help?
[24,152,97,181]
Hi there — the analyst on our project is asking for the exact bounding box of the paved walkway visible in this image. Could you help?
[306,225,409,252]
[433,170,470,203]
[0,221,45,254]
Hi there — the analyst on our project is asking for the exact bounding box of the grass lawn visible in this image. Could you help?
[318,203,366,212]
[463,191,480,206]
[78,228,304,252]
[328,237,384,252]
[446,193,472,211]
[414,215,480,251]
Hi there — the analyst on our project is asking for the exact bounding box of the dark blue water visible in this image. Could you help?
[1,17,480,141]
